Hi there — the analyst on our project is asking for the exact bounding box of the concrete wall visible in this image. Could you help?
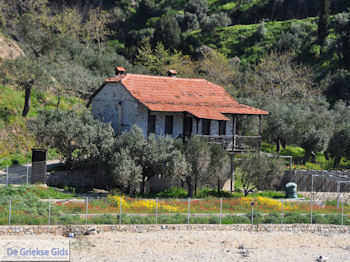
[91,83,236,138]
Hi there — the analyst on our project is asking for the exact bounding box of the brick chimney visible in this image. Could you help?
[115,67,126,76]
[167,70,177,77]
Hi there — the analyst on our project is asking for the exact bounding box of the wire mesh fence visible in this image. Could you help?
[0,196,349,226]
[0,161,47,185]
[285,169,350,205]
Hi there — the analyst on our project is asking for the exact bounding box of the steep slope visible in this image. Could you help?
[0,85,85,167]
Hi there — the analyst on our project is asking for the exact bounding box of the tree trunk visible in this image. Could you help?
[311,151,316,163]
[244,188,249,197]
[56,95,61,110]
[98,36,101,53]
[141,175,145,196]
[275,139,280,153]
[281,139,286,149]
[324,151,329,160]
[217,179,220,197]
[194,173,197,196]
[186,176,194,197]
[302,150,311,165]
[22,88,31,117]
[333,156,341,168]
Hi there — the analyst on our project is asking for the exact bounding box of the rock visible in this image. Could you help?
[85,227,98,235]
[240,249,249,257]
[316,255,327,262]
[238,243,245,249]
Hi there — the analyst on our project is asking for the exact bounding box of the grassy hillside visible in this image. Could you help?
[189,15,345,74]
[0,85,85,167]
[190,17,319,64]
[208,0,267,12]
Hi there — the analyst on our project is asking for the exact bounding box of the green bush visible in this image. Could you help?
[262,213,280,224]
[196,187,235,198]
[222,215,250,224]
[156,187,188,198]
[250,191,285,199]
[158,214,187,224]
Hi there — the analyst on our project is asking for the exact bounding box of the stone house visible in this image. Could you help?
[87,67,268,152]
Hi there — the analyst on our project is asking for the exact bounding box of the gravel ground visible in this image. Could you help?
[2,230,350,262]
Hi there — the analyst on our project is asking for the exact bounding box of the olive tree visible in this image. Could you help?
[29,110,115,169]
[206,143,229,196]
[238,153,285,196]
[327,123,350,167]
[1,55,52,117]
[181,136,211,197]
[111,126,188,195]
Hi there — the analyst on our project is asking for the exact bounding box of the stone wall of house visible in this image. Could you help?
[0,224,348,236]
[151,111,184,138]
[91,82,149,136]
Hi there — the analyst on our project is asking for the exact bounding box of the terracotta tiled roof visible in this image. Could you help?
[91,73,268,120]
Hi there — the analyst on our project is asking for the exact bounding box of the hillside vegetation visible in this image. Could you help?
[0,0,349,172]
[0,85,84,166]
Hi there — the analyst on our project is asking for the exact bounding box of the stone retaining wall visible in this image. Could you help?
[0,224,349,236]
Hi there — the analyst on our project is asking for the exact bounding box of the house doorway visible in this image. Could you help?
[184,116,193,138]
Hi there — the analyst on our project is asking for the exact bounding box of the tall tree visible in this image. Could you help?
[318,0,330,54]
[53,8,83,41]
[2,0,56,57]
[238,153,284,196]
[30,110,115,169]
[136,39,195,77]
[155,14,181,49]
[83,7,111,51]
[182,137,211,197]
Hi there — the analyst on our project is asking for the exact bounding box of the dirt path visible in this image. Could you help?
[2,230,350,262]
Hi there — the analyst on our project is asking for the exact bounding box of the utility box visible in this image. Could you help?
[285,182,298,199]
[31,149,47,184]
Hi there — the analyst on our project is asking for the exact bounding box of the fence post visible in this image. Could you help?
[48,198,51,225]
[187,198,190,225]
[341,201,344,226]
[26,162,29,184]
[310,175,313,224]
[281,199,284,224]
[85,197,89,225]
[119,196,122,225]
[310,199,313,224]
[156,197,158,225]
[251,205,254,225]
[219,198,222,225]
[6,165,9,186]
[8,197,11,227]
[337,182,340,208]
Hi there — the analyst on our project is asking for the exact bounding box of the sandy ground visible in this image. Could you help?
[1,230,350,262]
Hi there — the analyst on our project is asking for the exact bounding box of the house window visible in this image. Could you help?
[149,115,156,133]
[165,116,174,134]
[219,121,226,135]
[202,119,211,135]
